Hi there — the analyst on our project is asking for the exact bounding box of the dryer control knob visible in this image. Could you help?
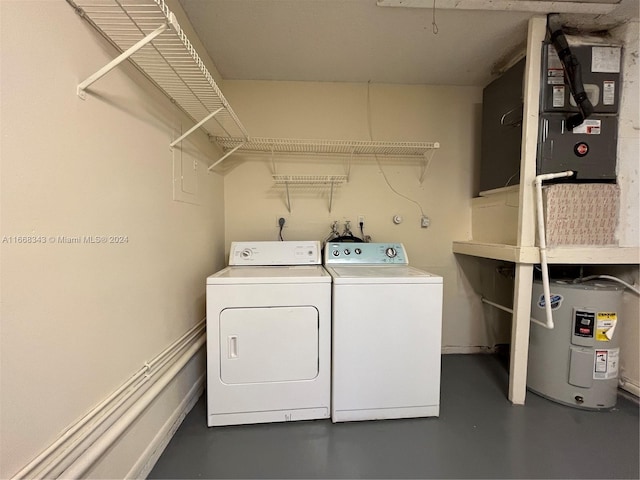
[332,250,340,256]
[385,247,397,258]
[240,248,252,259]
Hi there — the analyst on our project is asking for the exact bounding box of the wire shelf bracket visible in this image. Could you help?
[418,148,438,184]
[170,106,223,148]
[76,22,170,100]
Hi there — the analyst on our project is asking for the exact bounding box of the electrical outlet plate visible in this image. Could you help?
[357,215,365,225]
[276,215,288,228]
[421,216,431,228]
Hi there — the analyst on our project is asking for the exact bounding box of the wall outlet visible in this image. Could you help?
[357,215,365,225]
[276,216,288,228]
[421,216,431,228]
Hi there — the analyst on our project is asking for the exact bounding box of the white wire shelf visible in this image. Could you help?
[272,175,348,213]
[69,1,440,170]
[214,137,440,158]
[272,175,348,185]
[69,0,248,140]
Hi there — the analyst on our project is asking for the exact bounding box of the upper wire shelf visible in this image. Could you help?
[69,1,440,170]
[69,0,248,140]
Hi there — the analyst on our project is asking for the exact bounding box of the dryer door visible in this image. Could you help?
[219,306,319,384]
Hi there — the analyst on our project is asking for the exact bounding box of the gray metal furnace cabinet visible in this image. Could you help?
[479,58,526,193]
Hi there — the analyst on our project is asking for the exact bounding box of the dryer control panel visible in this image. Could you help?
[324,242,408,265]
[229,241,321,266]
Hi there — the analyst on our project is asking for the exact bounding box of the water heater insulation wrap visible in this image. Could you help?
[528,280,623,410]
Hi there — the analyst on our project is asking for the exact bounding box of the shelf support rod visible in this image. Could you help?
[481,297,552,330]
[329,181,335,213]
[270,148,277,175]
[208,143,244,171]
[170,107,224,148]
[345,150,353,181]
[77,22,170,99]
[419,149,436,184]
[285,182,292,213]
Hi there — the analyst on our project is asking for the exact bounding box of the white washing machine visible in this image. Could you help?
[206,241,331,426]
[324,242,443,422]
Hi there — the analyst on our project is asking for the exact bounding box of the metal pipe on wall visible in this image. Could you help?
[481,297,551,329]
[42,325,205,479]
[59,335,206,479]
[12,321,205,480]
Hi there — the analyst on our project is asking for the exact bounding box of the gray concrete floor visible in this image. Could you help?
[149,355,639,479]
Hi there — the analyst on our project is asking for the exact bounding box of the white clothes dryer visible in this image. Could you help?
[324,242,443,423]
[206,241,331,426]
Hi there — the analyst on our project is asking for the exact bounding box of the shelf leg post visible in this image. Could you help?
[77,23,169,99]
[508,263,534,405]
[170,107,224,148]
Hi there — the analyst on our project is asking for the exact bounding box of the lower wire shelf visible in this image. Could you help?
[272,175,348,213]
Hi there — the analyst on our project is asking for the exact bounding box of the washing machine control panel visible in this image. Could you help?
[324,242,408,264]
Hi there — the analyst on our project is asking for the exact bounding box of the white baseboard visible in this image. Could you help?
[128,374,205,480]
[619,376,640,398]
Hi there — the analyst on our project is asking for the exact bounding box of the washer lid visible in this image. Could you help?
[207,265,331,285]
[325,265,443,284]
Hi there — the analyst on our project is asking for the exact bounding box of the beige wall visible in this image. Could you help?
[0,1,224,477]
[221,80,511,351]
[1,3,637,477]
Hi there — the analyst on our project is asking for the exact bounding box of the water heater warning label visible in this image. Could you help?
[596,312,617,341]
[594,348,619,380]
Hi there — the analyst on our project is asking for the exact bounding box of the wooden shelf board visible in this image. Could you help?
[452,241,640,264]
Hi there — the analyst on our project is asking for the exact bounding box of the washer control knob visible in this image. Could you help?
[240,248,252,259]
[385,247,397,258]
[332,250,340,256]
[354,248,362,255]
[344,249,351,255]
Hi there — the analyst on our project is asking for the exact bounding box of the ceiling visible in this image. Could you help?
[178,0,639,87]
